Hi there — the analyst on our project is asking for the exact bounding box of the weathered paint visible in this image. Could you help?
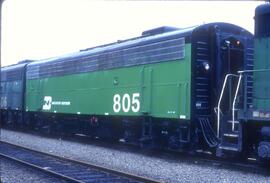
[26,44,191,119]
[0,63,27,110]
[0,80,24,110]
[253,37,270,110]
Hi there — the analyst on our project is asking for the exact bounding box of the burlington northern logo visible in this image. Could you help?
[42,96,71,110]
[43,96,52,110]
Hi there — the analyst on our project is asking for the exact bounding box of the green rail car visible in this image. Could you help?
[4,5,270,160]
[0,63,26,111]
[2,23,256,154]
[25,28,192,120]
[244,4,270,121]
[25,23,254,124]
[24,23,254,145]
[26,46,191,119]
[253,38,270,111]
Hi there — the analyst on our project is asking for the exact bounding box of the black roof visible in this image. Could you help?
[1,62,28,82]
[142,26,180,36]
[255,3,270,16]
[26,22,252,80]
[26,26,194,79]
[255,3,270,37]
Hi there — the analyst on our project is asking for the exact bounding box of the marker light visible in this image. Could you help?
[203,62,210,71]
[225,40,231,45]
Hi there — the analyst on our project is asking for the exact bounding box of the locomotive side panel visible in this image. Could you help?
[253,37,270,111]
[0,65,25,110]
[25,44,191,120]
[0,63,29,125]
[0,80,23,110]
[246,4,270,121]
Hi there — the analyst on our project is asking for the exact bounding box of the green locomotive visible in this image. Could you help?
[3,3,270,161]
[23,23,253,151]
[237,3,270,159]
[252,3,270,116]
[1,22,256,156]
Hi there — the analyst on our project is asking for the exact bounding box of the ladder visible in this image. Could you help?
[216,73,243,152]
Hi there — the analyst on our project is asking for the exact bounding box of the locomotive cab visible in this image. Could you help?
[218,37,245,113]
[191,23,254,154]
[220,37,244,75]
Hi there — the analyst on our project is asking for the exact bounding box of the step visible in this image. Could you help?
[196,59,209,63]
[223,133,239,138]
[218,145,239,152]
[227,120,239,124]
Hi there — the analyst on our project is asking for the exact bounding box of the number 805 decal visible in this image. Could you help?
[113,93,140,113]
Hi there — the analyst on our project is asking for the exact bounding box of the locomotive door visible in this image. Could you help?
[141,67,153,114]
[216,35,244,116]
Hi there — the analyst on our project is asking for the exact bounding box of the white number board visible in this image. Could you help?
[113,93,140,113]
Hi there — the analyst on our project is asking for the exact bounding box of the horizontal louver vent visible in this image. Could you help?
[27,38,185,79]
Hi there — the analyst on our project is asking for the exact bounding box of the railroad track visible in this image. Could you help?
[0,141,162,183]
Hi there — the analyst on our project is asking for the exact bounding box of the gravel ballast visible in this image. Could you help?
[1,129,270,183]
[0,158,67,183]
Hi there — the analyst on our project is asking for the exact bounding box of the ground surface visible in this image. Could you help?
[0,158,67,183]
[1,129,269,183]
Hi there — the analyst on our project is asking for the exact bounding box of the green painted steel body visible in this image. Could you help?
[253,37,270,110]
[0,80,23,110]
[0,64,26,111]
[26,44,191,120]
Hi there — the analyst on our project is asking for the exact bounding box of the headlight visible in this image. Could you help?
[202,62,210,71]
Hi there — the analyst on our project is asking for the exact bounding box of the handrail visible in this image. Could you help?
[217,74,239,138]
[216,69,269,137]
[238,69,270,74]
[232,74,243,131]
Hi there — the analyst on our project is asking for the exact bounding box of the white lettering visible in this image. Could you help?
[42,96,70,110]
[113,93,140,113]
[113,94,121,113]
[43,96,52,110]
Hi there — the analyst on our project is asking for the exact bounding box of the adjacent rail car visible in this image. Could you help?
[23,23,253,151]
[0,61,31,126]
[247,4,270,122]
[237,3,270,160]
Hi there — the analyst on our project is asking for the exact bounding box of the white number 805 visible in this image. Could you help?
[113,93,140,113]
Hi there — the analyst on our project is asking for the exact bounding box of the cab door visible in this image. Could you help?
[216,36,244,115]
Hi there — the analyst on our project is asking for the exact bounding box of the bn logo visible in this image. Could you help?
[43,96,52,110]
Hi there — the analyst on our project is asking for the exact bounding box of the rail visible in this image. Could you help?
[0,140,163,183]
